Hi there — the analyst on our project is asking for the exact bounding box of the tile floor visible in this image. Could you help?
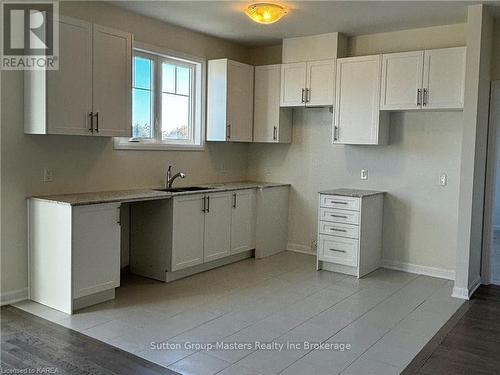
[14,251,463,375]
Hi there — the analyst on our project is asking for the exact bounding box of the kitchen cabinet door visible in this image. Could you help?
[380,51,424,110]
[280,62,307,107]
[171,194,205,271]
[423,47,466,110]
[230,189,256,254]
[72,203,121,299]
[253,65,292,143]
[306,59,335,107]
[334,55,388,145]
[204,192,232,262]
[92,24,132,137]
[226,60,254,142]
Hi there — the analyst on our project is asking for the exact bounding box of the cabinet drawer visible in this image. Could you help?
[318,234,358,267]
[319,221,359,239]
[320,195,360,211]
[320,208,359,225]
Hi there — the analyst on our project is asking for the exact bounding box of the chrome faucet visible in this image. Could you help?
[166,165,186,188]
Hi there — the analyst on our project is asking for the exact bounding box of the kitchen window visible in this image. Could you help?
[115,44,205,150]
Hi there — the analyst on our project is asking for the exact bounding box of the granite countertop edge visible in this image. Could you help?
[318,188,385,198]
[29,181,291,206]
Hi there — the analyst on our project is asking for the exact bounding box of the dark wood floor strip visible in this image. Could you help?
[1,306,180,375]
[403,285,500,375]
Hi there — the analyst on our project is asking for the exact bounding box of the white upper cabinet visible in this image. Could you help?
[254,65,292,143]
[280,63,307,107]
[380,46,466,111]
[92,25,132,137]
[24,17,132,137]
[280,60,335,107]
[306,60,336,106]
[334,55,389,145]
[380,51,424,110]
[207,59,254,142]
[423,47,466,110]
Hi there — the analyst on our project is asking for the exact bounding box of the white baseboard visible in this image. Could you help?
[287,243,315,255]
[451,276,482,300]
[1,288,28,306]
[468,276,481,297]
[381,259,455,281]
[451,286,469,300]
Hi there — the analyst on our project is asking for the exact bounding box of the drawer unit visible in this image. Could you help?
[320,195,360,211]
[317,190,384,278]
[320,207,360,225]
[319,235,358,267]
[319,221,359,239]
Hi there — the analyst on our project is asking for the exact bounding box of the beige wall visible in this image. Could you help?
[247,24,467,273]
[0,1,251,297]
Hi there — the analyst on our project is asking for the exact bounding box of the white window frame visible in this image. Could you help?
[115,42,206,151]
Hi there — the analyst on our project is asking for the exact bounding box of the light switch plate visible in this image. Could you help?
[361,169,368,180]
[439,173,447,186]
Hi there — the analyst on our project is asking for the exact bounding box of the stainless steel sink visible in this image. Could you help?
[155,186,214,193]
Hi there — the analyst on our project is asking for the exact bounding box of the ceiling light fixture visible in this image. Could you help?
[245,3,287,24]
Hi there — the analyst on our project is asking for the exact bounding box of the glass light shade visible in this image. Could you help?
[245,3,287,24]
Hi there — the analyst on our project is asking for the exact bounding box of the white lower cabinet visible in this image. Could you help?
[230,189,256,254]
[204,192,232,262]
[317,191,384,278]
[29,200,121,314]
[171,194,205,271]
[131,189,260,281]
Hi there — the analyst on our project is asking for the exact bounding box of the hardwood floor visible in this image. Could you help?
[404,285,500,375]
[0,306,179,375]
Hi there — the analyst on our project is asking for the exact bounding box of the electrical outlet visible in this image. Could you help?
[361,169,368,180]
[311,239,318,252]
[439,173,447,186]
[43,168,53,183]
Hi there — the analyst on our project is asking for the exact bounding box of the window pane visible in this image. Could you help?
[176,66,191,96]
[161,93,190,140]
[134,57,151,90]
[132,88,153,138]
[162,63,175,93]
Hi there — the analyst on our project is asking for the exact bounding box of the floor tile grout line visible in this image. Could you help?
[338,277,452,374]
[166,273,356,369]
[211,274,415,375]
[275,274,425,375]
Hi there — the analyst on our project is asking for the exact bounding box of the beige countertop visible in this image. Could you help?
[30,181,290,206]
[318,188,385,197]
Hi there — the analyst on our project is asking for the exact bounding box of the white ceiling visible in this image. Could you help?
[114,1,490,46]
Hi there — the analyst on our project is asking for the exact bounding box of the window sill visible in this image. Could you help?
[113,138,205,151]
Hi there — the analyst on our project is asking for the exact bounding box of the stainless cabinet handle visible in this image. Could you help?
[94,112,99,133]
[329,248,346,253]
[88,112,94,133]
[301,88,305,103]
[206,196,210,213]
[417,89,422,106]
[273,126,277,141]
[423,88,428,106]
[306,88,310,103]
[330,228,347,232]
[227,123,231,139]
[233,193,237,208]
[202,196,206,212]
[330,214,347,219]
[333,126,339,141]
[331,201,347,205]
